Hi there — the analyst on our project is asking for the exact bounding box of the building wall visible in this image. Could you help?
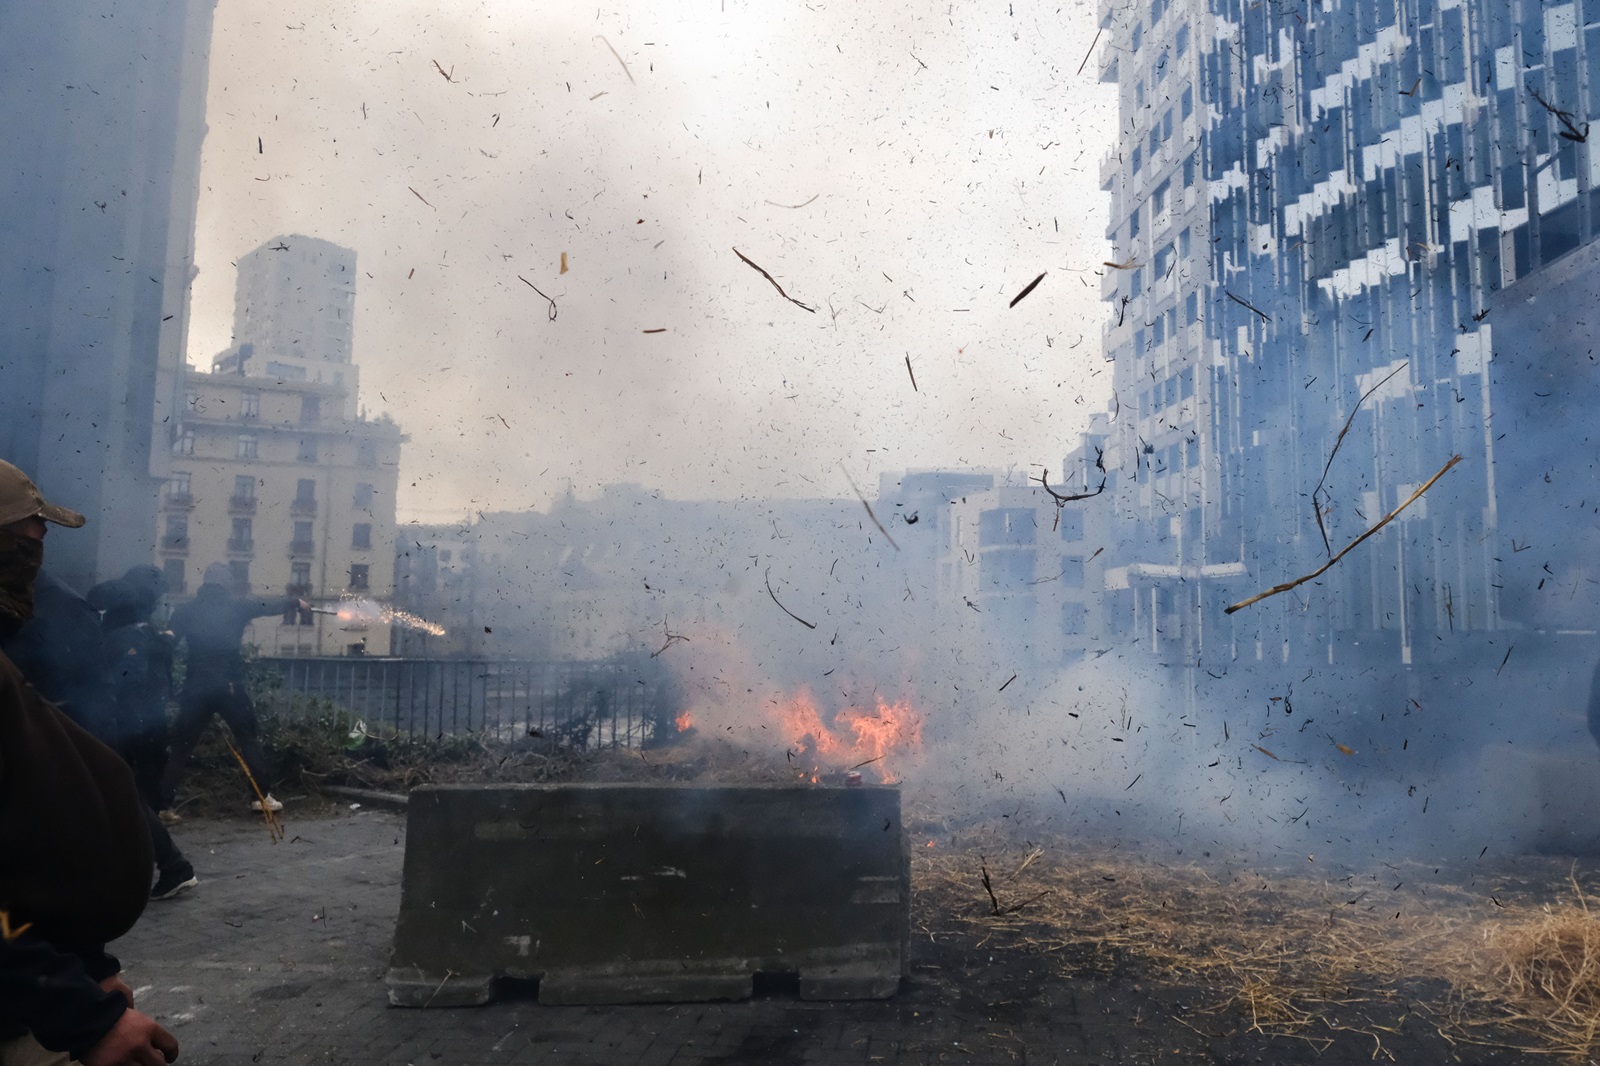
[161,370,404,656]
[0,0,218,592]
[1098,0,1600,666]
[230,236,357,370]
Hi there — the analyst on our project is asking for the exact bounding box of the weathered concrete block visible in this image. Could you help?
[385,783,909,1006]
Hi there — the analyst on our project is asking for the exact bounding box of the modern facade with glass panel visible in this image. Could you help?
[1098,0,1600,668]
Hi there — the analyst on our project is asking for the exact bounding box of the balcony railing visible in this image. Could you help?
[229,495,258,514]
[164,492,194,511]
[291,498,318,516]
[289,539,316,557]
[286,583,312,598]
[226,537,254,555]
[159,534,189,552]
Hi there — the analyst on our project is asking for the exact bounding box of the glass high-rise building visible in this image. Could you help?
[1098,0,1600,669]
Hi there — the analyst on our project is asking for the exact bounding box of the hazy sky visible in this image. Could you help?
[188,0,1118,522]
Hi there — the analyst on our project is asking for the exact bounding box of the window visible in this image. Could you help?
[237,434,257,460]
[349,563,370,590]
[357,441,377,467]
[162,516,188,551]
[1061,558,1086,588]
[352,523,372,550]
[1062,602,1088,635]
[296,478,316,502]
[162,558,185,593]
[227,560,250,591]
[229,517,252,550]
[297,437,319,463]
[979,509,1036,547]
[300,394,321,424]
[981,549,1033,589]
[291,520,314,554]
[1059,510,1085,541]
[1181,86,1193,119]
[241,390,260,418]
[166,472,191,504]
[1176,24,1189,56]
[1152,179,1169,218]
[173,431,195,456]
[1155,242,1175,279]
[286,562,314,625]
[354,482,375,508]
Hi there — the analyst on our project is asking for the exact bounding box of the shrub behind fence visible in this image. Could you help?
[257,656,673,750]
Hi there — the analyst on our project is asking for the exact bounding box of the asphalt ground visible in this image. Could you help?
[111,806,1543,1066]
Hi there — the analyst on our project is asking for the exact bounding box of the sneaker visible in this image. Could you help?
[150,867,198,901]
[157,809,182,826]
[250,793,283,813]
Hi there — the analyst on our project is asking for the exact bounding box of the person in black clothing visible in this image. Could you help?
[87,578,196,901]
[1,569,196,902]
[2,568,118,740]
[0,458,179,1066]
[162,564,303,813]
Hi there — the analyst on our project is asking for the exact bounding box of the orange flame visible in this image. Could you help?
[771,688,923,783]
[675,710,694,732]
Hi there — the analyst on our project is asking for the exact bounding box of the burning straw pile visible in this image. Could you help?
[911,828,1600,1060]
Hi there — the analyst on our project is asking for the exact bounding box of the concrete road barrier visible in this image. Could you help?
[385,783,909,1006]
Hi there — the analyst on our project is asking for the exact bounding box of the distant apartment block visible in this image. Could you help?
[1097,0,1600,666]
[161,237,404,656]
[943,421,1116,665]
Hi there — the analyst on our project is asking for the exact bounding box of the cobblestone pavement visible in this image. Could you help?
[113,807,1533,1066]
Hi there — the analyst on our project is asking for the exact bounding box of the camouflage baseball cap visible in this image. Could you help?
[0,459,86,529]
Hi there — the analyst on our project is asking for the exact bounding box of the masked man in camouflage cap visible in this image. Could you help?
[0,459,179,1066]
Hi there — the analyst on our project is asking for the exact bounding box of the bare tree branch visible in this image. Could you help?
[1226,454,1462,615]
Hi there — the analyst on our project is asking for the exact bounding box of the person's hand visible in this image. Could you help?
[297,598,311,612]
[99,974,134,1007]
[79,1009,178,1066]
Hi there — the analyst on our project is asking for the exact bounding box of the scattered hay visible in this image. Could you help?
[911,831,1600,1059]
[1438,872,1600,1060]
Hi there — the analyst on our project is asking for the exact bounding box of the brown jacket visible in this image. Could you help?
[0,648,152,1054]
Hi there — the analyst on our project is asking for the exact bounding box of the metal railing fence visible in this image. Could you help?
[255,656,672,750]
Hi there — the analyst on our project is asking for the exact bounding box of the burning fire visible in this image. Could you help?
[771,689,924,783]
[675,710,695,732]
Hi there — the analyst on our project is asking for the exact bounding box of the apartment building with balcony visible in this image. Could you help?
[1097,0,1600,667]
[946,420,1116,666]
[160,236,404,655]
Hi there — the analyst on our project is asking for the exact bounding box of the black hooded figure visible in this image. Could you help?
[161,563,301,813]
[84,576,196,902]
[87,575,174,809]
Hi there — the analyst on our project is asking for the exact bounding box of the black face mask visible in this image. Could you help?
[0,528,45,628]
